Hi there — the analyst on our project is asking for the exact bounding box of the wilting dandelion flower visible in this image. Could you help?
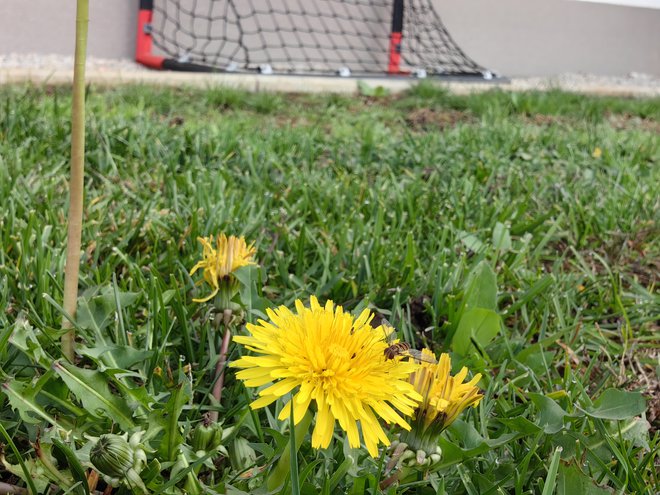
[189,234,256,303]
[402,350,483,453]
[231,296,423,457]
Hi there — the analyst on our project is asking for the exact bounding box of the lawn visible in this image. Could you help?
[0,83,658,494]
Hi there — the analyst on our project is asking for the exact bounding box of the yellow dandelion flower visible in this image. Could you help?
[403,350,483,453]
[230,296,423,457]
[189,234,256,303]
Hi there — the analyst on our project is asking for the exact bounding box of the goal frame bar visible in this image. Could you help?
[136,0,213,71]
[136,0,494,78]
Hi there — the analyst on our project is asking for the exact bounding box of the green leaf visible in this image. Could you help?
[79,344,153,369]
[152,450,216,495]
[75,287,141,372]
[437,420,524,468]
[620,417,651,450]
[267,409,313,491]
[328,457,354,492]
[52,360,135,430]
[530,393,567,434]
[1,379,65,428]
[515,344,555,375]
[234,265,267,315]
[492,222,512,252]
[142,459,163,488]
[584,388,646,420]
[226,485,251,495]
[77,286,140,333]
[161,289,176,305]
[497,416,543,435]
[8,317,52,368]
[107,374,154,411]
[348,476,367,495]
[357,80,374,96]
[451,308,500,355]
[0,422,41,495]
[463,260,497,311]
[160,377,192,462]
[457,231,485,254]
[52,438,90,495]
[557,463,613,495]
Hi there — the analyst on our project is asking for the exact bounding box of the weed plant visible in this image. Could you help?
[0,83,658,493]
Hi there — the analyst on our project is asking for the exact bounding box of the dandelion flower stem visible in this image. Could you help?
[209,309,233,422]
[379,471,402,491]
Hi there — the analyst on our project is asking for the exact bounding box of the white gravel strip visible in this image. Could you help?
[0,53,145,72]
[1,53,658,97]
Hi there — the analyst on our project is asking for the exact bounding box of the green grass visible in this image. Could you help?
[0,83,658,494]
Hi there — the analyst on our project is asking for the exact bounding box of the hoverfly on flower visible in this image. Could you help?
[380,319,438,364]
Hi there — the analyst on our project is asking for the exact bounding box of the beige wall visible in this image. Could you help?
[439,0,660,76]
[0,1,137,59]
[0,0,658,76]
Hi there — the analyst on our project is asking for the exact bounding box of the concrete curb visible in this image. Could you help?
[1,68,658,97]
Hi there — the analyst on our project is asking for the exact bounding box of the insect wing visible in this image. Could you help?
[403,348,438,364]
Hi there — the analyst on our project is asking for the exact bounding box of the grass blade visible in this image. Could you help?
[288,399,300,495]
[0,422,38,495]
[542,446,563,495]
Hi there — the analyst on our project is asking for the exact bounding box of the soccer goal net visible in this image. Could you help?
[136,0,491,77]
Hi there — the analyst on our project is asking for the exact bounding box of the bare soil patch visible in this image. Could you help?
[405,108,473,131]
[606,112,660,133]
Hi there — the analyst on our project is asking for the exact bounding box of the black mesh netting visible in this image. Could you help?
[150,0,488,76]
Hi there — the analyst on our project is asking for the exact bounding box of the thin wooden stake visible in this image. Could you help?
[61,0,89,360]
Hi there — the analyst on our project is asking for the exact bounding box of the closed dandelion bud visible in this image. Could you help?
[90,434,134,479]
[90,432,148,494]
[211,424,224,449]
[192,422,223,452]
[192,424,214,451]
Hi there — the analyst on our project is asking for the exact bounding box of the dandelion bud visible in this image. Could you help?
[191,421,223,452]
[90,434,134,480]
[89,432,148,493]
